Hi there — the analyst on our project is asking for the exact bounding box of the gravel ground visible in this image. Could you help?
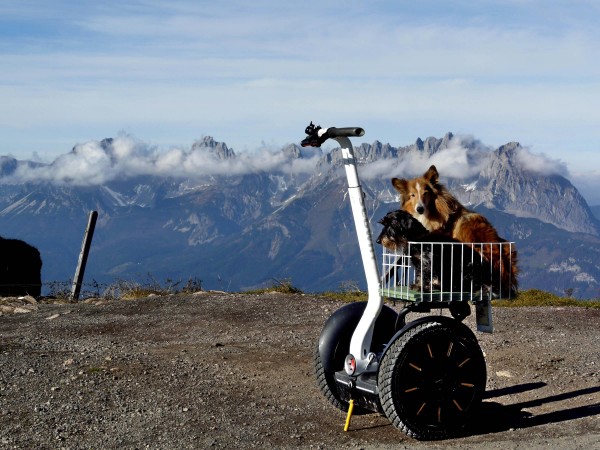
[0,292,599,449]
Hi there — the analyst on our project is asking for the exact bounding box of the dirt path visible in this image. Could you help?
[1,293,599,449]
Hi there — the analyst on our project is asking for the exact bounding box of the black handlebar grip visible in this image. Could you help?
[326,127,365,138]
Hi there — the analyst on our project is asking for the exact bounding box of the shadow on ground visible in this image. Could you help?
[466,382,600,436]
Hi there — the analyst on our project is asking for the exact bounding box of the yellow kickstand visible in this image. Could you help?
[344,399,355,432]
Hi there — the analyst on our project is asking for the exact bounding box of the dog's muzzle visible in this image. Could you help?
[416,204,425,215]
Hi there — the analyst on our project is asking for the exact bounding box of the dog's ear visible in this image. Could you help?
[391,178,408,195]
[423,165,439,184]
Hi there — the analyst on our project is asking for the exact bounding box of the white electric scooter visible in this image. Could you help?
[302,123,497,440]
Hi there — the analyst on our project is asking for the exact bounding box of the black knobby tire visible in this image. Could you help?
[378,320,486,440]
[314,343,351,412]
[314,303,397,414]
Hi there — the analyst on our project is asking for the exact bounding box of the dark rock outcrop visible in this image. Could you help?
[0,237,42,297]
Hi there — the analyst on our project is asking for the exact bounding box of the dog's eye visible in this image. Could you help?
[410,193,415,198]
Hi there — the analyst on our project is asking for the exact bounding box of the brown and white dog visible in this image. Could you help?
[391,165,518,297]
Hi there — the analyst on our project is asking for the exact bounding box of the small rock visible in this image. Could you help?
[496,370,513,378]
[19,295,38,305]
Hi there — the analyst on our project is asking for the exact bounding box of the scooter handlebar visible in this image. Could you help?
[301,122,365,147]
[326,127,365,138]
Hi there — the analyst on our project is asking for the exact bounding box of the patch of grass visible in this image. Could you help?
[103,275,203,300]
[493,289,600,308]
[244,278,303,295]
[110,282,162,300]
[320,281,368,302]
[42,275,204,301]
[45,280,74,301]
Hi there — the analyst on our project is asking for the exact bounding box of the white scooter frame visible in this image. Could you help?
[302,124,382,376]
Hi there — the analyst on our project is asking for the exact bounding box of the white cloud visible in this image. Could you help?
[428,138,489,179]
[3,135,321,185]
[514,147,569,176]
[361,134,490,181]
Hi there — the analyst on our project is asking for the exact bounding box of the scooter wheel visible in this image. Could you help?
[313,342,371,414]
[314,302,397,414]
[378,319,486,440]
[313,344,351,412]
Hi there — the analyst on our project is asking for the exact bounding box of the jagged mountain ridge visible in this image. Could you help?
[0,133,599,297]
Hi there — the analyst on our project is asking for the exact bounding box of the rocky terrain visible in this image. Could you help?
[1,293,599,449]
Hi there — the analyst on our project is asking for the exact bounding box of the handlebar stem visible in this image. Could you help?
[334,135,382,376]
[301,122,382,375]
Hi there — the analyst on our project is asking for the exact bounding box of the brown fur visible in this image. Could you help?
[391,165,518,296]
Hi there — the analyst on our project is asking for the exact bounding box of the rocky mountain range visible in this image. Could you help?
[1,132,599,298]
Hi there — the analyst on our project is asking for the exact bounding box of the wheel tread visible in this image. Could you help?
[378,320,486,440]
[313,344,348,411]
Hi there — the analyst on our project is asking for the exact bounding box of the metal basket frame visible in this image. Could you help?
[380,241,515,303]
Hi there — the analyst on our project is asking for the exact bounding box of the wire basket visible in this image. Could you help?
[380,241,516,303]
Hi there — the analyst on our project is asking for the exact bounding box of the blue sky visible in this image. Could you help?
[2,1,600,203]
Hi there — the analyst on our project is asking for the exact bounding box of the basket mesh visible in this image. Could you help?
[380,241,515,303]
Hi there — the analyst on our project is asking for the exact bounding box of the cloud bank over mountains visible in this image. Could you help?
[1,133,569,187]
[514,146,569,177]
[360,135,493,181]
[360,134,569,182]
[2,135,323,186]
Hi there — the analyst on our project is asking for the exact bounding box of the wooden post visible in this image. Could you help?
[70,211,98,301]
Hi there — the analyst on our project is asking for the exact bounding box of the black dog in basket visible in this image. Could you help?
[377,210,486,294]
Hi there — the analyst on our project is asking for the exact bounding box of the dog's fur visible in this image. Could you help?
[391,165,518,296]
[376,209,428,252]
[377,210,486,293]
